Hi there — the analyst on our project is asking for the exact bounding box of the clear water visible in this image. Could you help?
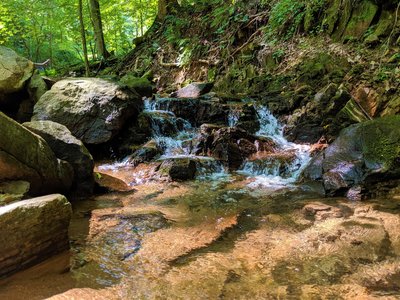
[2,99,398,300]
[239,105,311,188]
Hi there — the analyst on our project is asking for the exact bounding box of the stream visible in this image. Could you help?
[1,97,400,299]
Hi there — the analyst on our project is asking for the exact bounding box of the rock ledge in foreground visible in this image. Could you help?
[0,194,71,277]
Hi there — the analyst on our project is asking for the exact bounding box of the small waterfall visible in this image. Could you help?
[240,105,311,187]
[143,98,196,158]
[228,106,241,128]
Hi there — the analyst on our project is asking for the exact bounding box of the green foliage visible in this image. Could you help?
[267,0,306,40]
[272,49,285,63]
[1,0,158,71]
[266,0,327,40]
[374,67,391,82]
[164,15,190,46]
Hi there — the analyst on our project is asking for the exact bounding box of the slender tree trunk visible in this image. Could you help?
[88,0,109,59]
[157,0,178,22]
[79,0,90,76]
[139,0,144,36]
[48,11,53,67]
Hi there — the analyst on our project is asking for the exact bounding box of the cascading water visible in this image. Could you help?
[143,97,228,179]
[144,98,195,158]
[239,105,311,187]
[228,106,241,128]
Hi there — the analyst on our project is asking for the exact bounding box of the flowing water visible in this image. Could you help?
[1,98,400,299]
[239,105,311,188]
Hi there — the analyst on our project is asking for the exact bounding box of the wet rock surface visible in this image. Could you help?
[195,126,276,169]
[159,157,197,181]
[304,115,400,197]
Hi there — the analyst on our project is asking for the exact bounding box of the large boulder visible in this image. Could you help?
[0,46,34,98]
[23,121,94,195]
[0,194,71,277]
[32,78,142,144]
[0,112,73,195]
[303,116,400,196]
[152,97,228,126]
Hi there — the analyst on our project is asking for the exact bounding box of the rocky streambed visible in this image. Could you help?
[1,47,400,299]
[1,174,400,299]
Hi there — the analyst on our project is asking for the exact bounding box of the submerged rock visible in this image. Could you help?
[0,112,73,195]
[304,115,400,196]
[32,78,142,144]
[23,121,94,195]
[0,194,71,277]
[152,97,229,126]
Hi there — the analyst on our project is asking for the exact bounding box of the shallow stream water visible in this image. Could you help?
[1,100,400,299]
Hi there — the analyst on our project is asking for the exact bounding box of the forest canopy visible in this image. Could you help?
[0,0,158,69]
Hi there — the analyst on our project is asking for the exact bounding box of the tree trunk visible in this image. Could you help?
[157,0,178,22]
[88,0,109,59]
[78,0,90,76]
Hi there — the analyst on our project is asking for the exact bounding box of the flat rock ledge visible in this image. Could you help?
[0,194,71,278]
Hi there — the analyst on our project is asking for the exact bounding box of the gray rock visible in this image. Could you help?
[304,116,400,196]
[0,112,73,195]
[0,194,71,277]
[160,157,197,181]
[0,46,34,97]
[32,78,142,144]
[23,120,94,194]
[27,71,48,104]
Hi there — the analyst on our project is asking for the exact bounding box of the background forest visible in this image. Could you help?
[0,0,158,71]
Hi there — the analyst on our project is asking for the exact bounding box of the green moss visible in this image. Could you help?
[360,116,400,172]
[120,74,152,96]
[322,0,341,35]
[338,99,370,123]
[342,0,378,41]
[331,0,353,41]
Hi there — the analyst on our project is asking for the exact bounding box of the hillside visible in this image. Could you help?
[116,0,400,142]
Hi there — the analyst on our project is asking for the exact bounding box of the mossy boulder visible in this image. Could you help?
[337,99,370,124]
[298,53,350,84]
[303,116,400,196]
[365,10,396,45]
[120,74,153,97]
